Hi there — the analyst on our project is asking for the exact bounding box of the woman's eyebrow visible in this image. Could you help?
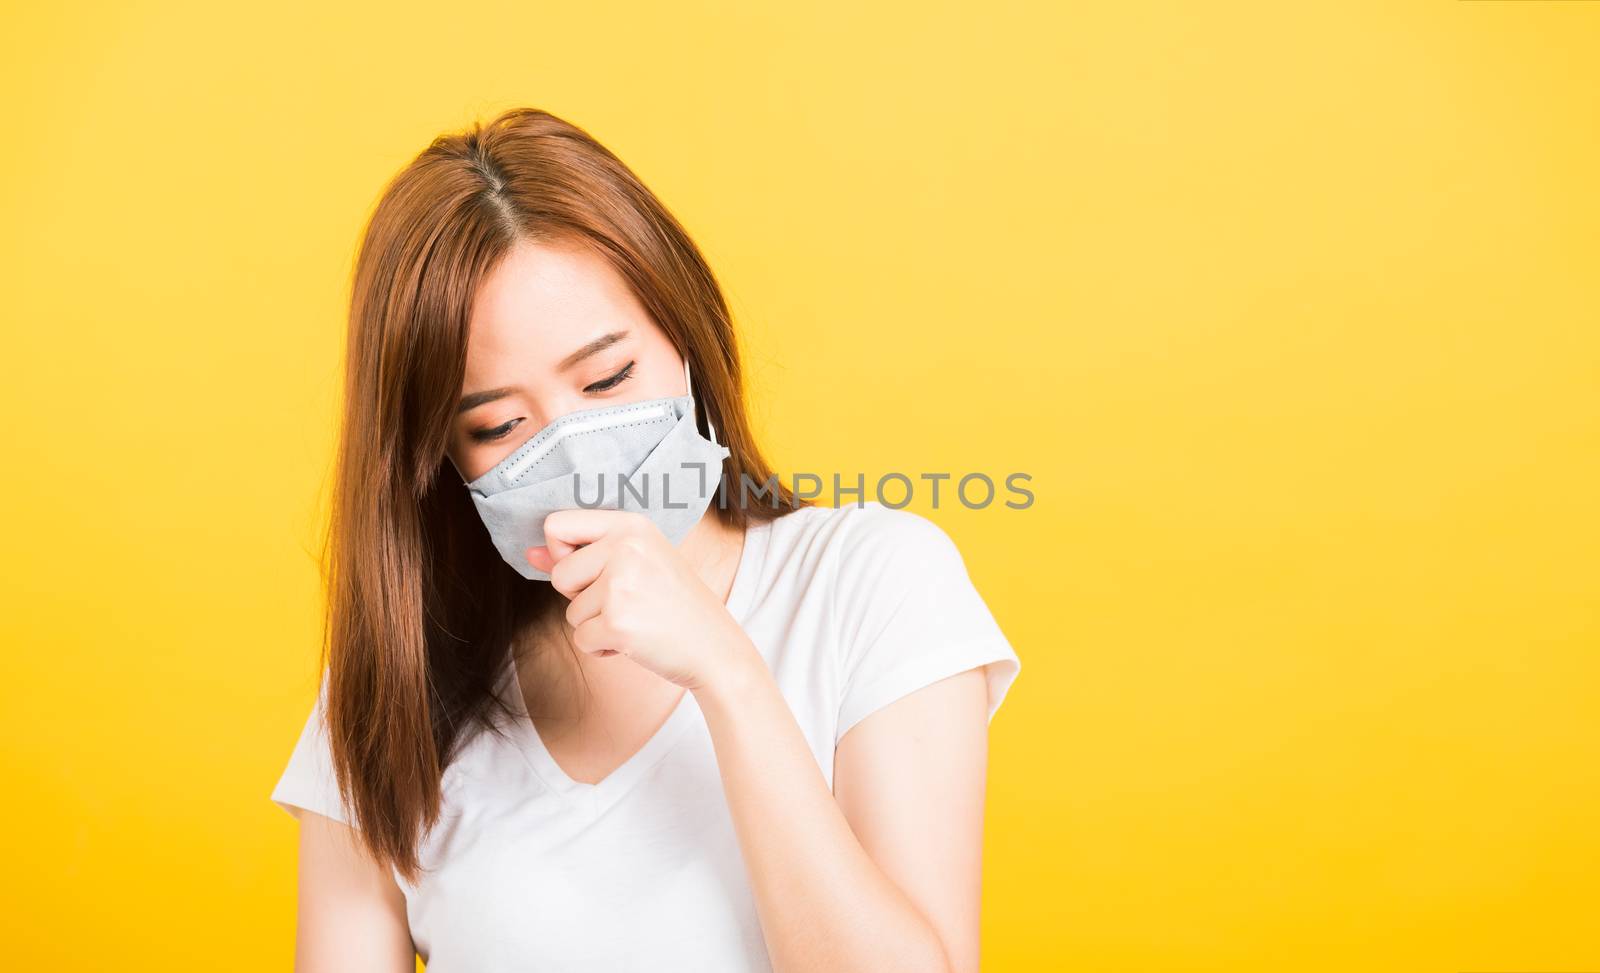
[457,386,513,414]
[456,330,631,414]
[556,329,629,371]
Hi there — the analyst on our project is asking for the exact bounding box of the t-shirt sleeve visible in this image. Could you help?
[270,671,358,829]
[830,503,1022,743]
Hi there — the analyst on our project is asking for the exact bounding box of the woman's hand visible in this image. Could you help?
[525,508,757,692]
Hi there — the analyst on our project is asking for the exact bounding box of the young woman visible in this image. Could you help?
[270,107,1021,973]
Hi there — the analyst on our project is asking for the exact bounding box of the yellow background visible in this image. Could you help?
[3,1,1596,969]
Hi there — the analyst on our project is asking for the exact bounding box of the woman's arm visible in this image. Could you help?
[532,508,1001,972]
[831,667,991,972]
[697,650,992,973]
[289,810,415,973]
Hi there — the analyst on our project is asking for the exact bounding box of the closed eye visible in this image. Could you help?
[467,362,638,443]
[584,360,635,393]
[470,419,520,443]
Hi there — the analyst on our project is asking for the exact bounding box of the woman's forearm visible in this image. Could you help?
[692,640,952,973]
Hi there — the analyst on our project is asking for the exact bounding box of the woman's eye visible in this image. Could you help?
[584,361,635,394]
[470,418,520,443]
[467,362,635,443]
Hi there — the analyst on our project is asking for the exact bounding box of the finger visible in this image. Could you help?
[563,570,607,629]
[547,533,582,562]
[547,536,611,599]
[542,508,651,550]
[571,614,621,657]
[526,546,556,574]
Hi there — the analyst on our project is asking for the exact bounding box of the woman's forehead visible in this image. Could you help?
[466,240,655,366]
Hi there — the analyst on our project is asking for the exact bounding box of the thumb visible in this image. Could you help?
[525,545,558,574]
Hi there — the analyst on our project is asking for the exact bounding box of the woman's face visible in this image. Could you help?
[447,238,687,484]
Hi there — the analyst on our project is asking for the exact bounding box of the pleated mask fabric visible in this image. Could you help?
[461,370,730,581]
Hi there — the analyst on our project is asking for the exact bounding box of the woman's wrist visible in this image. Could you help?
[690,629,770,712]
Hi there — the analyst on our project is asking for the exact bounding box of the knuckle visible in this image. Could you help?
[608,569,639,600]
[619,534,650,558]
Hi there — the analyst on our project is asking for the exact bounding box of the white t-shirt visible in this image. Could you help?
[271,501,1021,971]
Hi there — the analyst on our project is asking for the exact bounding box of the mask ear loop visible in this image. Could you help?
[684,357,720,446]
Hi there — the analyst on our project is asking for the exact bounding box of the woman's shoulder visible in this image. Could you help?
[783,498,958,544]
[759,501,969,591]
[755,503,1019,740]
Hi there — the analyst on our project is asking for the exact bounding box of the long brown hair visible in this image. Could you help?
[317,107,804,881]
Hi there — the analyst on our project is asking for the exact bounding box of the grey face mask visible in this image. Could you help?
[460,359,731,581]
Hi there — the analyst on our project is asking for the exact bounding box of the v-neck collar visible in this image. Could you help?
[498,517,770,818]
[504,652,698,817]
